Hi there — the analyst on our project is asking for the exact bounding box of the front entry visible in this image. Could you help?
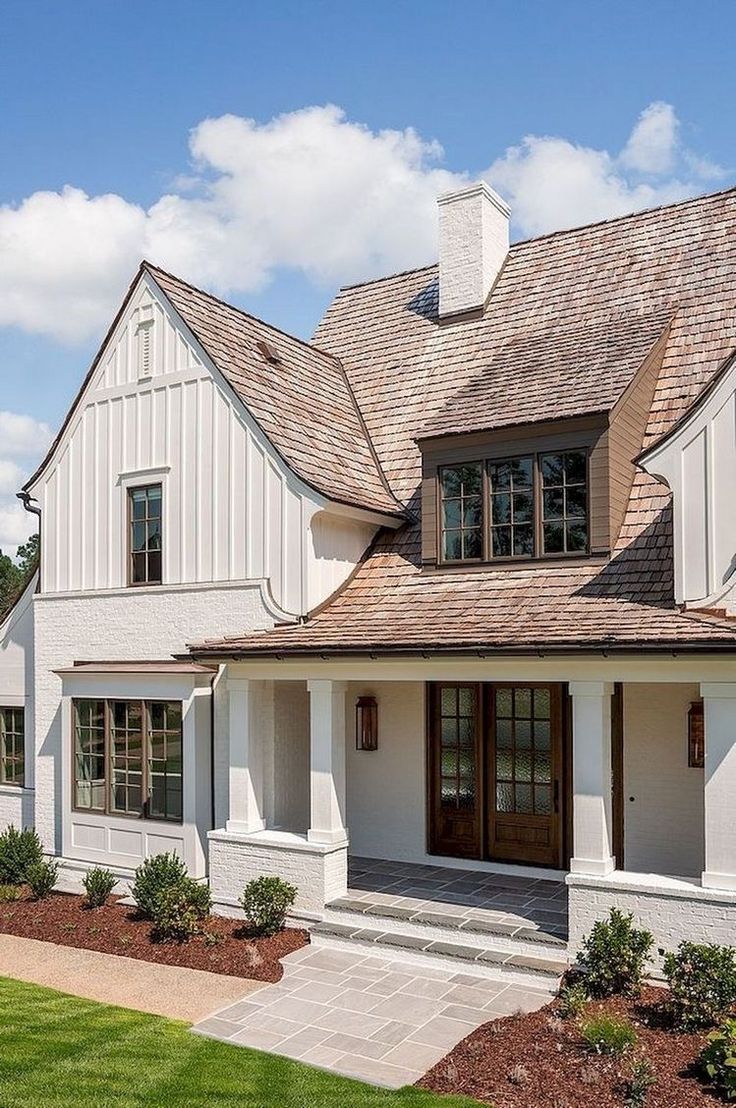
[428,682,566,868]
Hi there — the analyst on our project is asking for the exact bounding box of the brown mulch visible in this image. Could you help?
[417,987,720,1108]
[0,890,308,983]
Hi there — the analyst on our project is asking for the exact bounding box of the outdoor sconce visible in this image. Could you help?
[356,695,378,751]
[688,700,705,769]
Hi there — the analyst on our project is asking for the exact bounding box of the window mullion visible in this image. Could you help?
[104,700,111,817]
[142,701,149,820]
[533,454,542,557]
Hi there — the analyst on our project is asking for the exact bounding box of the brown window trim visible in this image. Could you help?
[127,484,163,587]
[437,449,591,566]
[0,706,24,788]
[72,698,183,824]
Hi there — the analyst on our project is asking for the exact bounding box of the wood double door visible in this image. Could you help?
[428,682,567,868]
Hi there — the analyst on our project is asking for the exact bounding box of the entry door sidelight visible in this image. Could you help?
[428,684,481,858]
[487,684,563,867]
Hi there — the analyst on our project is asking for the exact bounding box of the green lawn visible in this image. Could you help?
[0,978,479,1108]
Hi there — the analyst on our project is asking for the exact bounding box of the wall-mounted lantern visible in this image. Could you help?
[688,700,705,769]
[356,696,378,751]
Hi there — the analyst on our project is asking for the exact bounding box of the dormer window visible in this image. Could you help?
[438,448,589,564]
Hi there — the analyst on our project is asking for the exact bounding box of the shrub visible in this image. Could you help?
[576,908,653,998]
[581,1014,637,1056]
[150,878,211,943]
[662,941,736,1030]
[623,1059,656,1107]
[557,980,589,1020]
[240,876,297,937]
[83,867,117,909]
[132,852,187,918]
[699,1018,736,1100]
[26,860,58,900]
[0,825,43,885]
[0,884,22,902]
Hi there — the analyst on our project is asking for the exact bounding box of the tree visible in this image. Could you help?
[15,533,39,577]
[0,551,23,617]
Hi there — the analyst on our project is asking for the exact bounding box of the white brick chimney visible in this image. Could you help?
[438,180,510,318]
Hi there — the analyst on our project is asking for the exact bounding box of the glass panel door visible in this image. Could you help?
[429,684,481,859]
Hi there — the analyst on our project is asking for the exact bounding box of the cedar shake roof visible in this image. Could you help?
[186,186,736,655]
[145,265,403,518]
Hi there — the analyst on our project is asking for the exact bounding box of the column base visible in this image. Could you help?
[702,871,736,892]
[569,856,616,877]
[208,828,348,913]
[226,818,266,835]
[308,827,349,846]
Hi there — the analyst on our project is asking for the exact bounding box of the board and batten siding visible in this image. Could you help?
[29,276,379,616]
[640,354,736,609]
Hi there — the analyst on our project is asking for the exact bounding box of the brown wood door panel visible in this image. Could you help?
[427,683,481,859]
[486,683,563,868]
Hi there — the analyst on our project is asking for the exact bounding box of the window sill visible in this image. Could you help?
[429,552,609,573]
[0,782,29,794]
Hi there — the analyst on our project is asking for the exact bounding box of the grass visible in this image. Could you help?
[0,978,479,1107]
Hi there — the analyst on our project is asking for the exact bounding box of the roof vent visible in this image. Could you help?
[438,180,510,319]
[256,339,282,365]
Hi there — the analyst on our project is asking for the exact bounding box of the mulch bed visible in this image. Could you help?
[0,890,308,982]
[418,987,720,1108]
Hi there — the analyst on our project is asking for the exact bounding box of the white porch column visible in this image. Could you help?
[701,683,736,891]
[307,679,348,846]
[569,681,616,876]
[225,678,266,834]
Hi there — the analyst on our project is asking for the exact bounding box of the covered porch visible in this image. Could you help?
[207,654,736,955]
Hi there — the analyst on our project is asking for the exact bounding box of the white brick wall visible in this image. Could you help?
[33,582,275,854]
[209,830,348,915]
[0,787,33,831]
[568,875,736,957]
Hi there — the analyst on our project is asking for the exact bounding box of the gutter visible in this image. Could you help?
[16,492,42,591]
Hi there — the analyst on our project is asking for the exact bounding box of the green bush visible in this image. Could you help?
[83,867,117,909]
[26,860,58,900]
[556,980,589,1020]
[623,1059,656,1107]
[699,1018,736,1100]
[0,884,23,902]
[132,852,187,918]
[576,908,653,997]
[0,825,43,885]
[150,878,211,943]
[662,941,736,1030]
[580,1014,637,1055]
[240,876,297,937]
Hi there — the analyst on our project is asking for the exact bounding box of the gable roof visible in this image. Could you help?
[25,263,404,520]
[191,186,736,656]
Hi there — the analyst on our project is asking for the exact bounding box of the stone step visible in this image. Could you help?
[324,895,567,962]
[309,920,567,991]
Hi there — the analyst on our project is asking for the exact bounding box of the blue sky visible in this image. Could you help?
[1,0,735,551]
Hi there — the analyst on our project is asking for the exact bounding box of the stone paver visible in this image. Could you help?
[194,943,549,1088]
[0,933,265,1022]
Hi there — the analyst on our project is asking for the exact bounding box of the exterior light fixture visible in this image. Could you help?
[688,700,705,769]
[356,695,378,751]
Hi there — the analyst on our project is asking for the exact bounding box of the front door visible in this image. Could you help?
[428,682,565,868]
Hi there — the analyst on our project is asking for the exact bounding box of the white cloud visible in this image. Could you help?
[0,412,51,556]
[0,101,728,344]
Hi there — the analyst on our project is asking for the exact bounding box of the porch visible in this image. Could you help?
[208,663,736,961]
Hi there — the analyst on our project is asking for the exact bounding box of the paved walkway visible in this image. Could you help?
[194,943,550,1088]
[0,934,263,1022]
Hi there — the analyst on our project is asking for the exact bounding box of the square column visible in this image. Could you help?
[569,681,616,877]
[701,683,736,891]
[226,678,266,834]
[307,679,348,846]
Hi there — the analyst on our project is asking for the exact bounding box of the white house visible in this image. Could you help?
[2,182,736,983]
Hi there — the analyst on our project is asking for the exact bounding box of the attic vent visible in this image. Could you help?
[136,305,155,379]
[256,339,282,366]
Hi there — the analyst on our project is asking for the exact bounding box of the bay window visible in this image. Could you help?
[74,699,182,822]
[440,449,589,563]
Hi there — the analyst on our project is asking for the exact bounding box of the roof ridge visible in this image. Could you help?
[143,261,339,364]
[336,262,437,294]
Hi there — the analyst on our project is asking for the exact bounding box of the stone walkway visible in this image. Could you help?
[194,942,550,1088]
[0,934,262,1022]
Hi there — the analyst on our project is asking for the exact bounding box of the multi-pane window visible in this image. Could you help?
[489,457,534,558]
[541,451,588,554]
[494,686,553,816]
[438,449,588,562]
[0,707,25,787]
[74,699,182,822]
[439,685,477,810]
[440,464,483,561]
[129,485,163,585]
